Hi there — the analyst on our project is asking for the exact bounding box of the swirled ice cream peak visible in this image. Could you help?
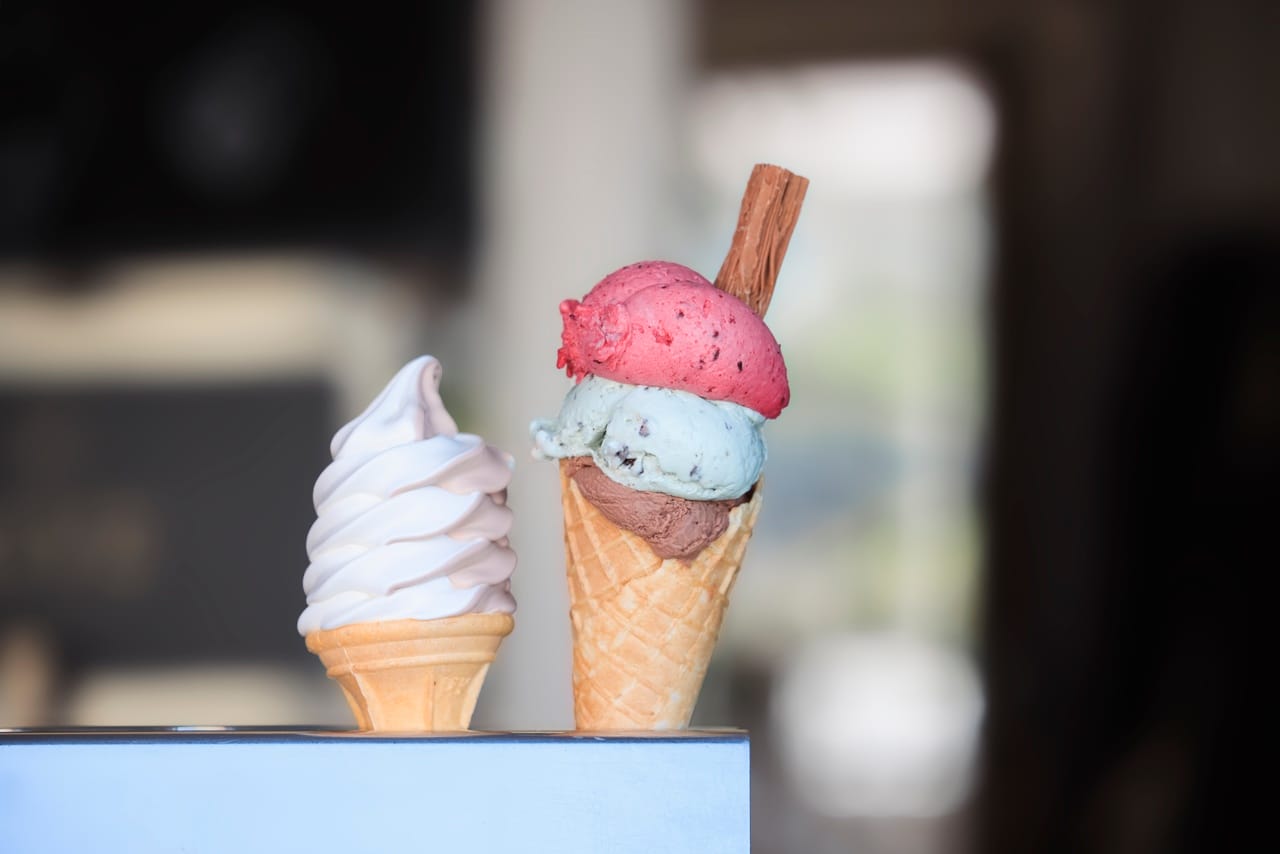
[329,355,458,461]
[298,356,516,636]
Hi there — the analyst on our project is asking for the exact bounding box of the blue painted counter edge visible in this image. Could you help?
[0,726,748,745]
[0,728,751,853]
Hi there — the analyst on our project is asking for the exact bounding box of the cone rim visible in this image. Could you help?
[305,613,514,654]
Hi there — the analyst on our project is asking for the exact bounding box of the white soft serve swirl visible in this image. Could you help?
[297,356,517,636]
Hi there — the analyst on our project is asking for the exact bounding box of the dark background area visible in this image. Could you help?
[2,1,1276,852]
[0,1,475,264]
[708,1,1276,851]
[0,383,329,669]
[980,3,1275,851]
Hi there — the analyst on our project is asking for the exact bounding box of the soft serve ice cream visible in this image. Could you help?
[300,355,516,732]
[299,355,516,634]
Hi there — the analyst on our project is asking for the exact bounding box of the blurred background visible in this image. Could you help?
[1,1,1273,852]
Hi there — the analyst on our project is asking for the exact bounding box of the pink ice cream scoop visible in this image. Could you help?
[556,261,790,419]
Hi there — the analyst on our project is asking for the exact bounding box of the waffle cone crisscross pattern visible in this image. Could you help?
[560,460,762,730]
[306,614,513,732]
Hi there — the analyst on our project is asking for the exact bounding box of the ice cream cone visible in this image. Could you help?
[560,459,762,730]
[305,613,514,732]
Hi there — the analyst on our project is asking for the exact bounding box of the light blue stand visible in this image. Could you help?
[0,728,749,854]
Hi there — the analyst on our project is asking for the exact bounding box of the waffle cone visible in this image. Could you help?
[305,613,513,732]
[560,460,762,730]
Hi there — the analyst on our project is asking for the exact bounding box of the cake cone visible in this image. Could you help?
[561,460,763,729]
[306,613,513,732]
